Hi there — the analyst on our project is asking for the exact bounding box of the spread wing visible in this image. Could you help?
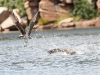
[9,10,26,36]
[27,11,38,36]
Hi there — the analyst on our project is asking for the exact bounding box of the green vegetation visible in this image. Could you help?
[54,17,66,24]
[70,0,100,20]
[38,18,48,25]
[0,0,26,16]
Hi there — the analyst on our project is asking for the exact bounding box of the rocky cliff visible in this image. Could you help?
[0,0,100,32]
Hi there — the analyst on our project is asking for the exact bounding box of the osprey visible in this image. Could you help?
[9,10,38,46]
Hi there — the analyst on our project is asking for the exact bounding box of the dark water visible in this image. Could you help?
[0,28,100,75]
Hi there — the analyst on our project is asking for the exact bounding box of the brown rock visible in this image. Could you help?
[37,24,54,30]
[39,0,55,7]
[75,21,83,28]
[84,20,95,27]
[95,17,100,27]
[59,0,73,4]
[39,0,56,21]
[58,18,74,25]
[23,0,39,20]
[0,25,3,31]
[39,0,73,21]
[96,0,100,12]
[24,1,39,8]
[75,19,96,28]
[95,21,100,27]
[23,0,37,2]
[39,9,57,21]
[65,0,73,4]
[24,1,29,8]
[1,17,14,29]
[58,18,75,28]
[1,9,26,30]
[39,1,56,11]
[58,22,75,28]
[0,7,10,24]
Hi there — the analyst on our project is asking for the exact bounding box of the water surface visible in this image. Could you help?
[0,28,100,75]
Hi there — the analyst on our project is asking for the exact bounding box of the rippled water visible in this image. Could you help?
[0,28,100,75]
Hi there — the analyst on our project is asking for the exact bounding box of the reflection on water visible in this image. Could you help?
[0,28,100,75]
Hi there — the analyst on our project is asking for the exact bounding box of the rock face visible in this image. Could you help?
[0,8,27,32]
[0,7,10,24]
[33,17,100,30]
[58,18,75,29]
[1,0,100,32]
[39,0,73,21]
[23,0,73,21]
[23,0,40,20]
[96,0,100,12]
[67,0,73,3]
